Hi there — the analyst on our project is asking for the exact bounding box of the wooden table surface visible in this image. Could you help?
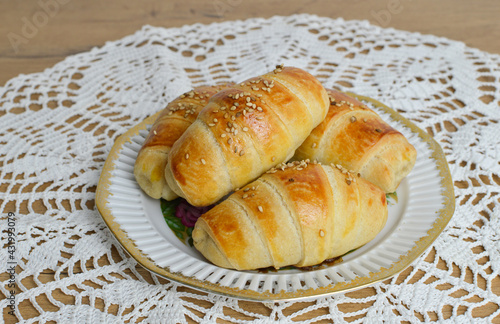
[1,0,499,323]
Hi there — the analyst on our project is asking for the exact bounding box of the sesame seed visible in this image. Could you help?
[363,118,367,122]
[242,194,248,199]
[235,94,239,99]
[272,156,276,162]
[230,106,237,111]
[375,128,382,132]
[201,158,206,165]
[258,206,263,213]
[231,116,236,121]
[312,143,317,148]
[346,179,352,185]
[221,134,226,138]
[234,102,239,106]
[208,123,215,127]
[228,138,233,145]
[243,127,248,132]
[246,97,251,102]
[185,153,189,159]
[244,188,250,192]
[256,116,264,120]
[319,230,325,237]
[153,130,157,135]
[350,116,357,123]
[234,147,238,153]
[246,102,253,107]
[213,118,218,123]
[224,113,229,119]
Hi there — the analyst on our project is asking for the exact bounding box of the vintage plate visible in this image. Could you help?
[96,94,455,301]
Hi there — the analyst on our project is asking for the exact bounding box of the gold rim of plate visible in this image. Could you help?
[95,93,455,301]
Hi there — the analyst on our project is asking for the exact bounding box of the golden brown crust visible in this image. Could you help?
[294,89,417,193]
[192,162,388,270]
[134,84,232,199]
[165,67,329,206]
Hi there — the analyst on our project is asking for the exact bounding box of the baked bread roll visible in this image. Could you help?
[134,84,232,200]
[165,66,330,206]
[192,161,388,270]
[294,89,417,193]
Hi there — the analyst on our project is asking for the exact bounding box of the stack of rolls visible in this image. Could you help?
[133,66,417,270]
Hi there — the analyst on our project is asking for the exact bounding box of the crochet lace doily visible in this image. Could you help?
[1,14,499,323]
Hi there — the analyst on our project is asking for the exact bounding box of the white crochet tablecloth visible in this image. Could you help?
[1,14,499,323]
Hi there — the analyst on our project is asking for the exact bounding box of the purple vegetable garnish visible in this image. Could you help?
[175,199,213,227]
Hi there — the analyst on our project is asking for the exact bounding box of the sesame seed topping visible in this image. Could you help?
[319,230,325,237]
[246,97,251,102]
[228,138,233,145]
[258,206,263,213]
[243,127,248,132]
[256,116,264,120]
[208,123,215,127]
[213,118,218,122]
[234,147,238,153]
[221,134,226,138]
[153,130,157,135]
[350,116,357,123]
[346,179,352,185]
[201,158,206,165]
[185,153,189,159]
[272,156,276,162]
[230,106,237,111]
[242,194,248,199]
[244,188,250,192]
[375,128,382,132]
[312,143,317,148]
[363,118,367,122]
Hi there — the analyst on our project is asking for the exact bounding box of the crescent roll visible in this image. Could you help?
[165,66,330,206]
[294,89,417,193]
[192,161,388,270]
[134,84,232,200]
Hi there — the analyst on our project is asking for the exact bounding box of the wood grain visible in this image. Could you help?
[1,0,499,322]
[1,0,499,86]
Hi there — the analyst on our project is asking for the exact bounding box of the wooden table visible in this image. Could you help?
[1,0,499,322]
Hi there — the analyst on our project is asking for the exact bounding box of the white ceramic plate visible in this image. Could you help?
[96,94,455,301]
